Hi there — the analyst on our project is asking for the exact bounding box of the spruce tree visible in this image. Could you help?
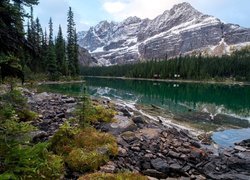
[47,18,57,78]
[73,29,79,74]
[41,28,48,72]
[0,0,38,57]
[55,25,67,75]
[67,7,78,76]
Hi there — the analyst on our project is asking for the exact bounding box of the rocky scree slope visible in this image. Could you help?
[78,2,250,66]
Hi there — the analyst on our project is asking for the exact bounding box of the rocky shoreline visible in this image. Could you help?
[24,90,250,180]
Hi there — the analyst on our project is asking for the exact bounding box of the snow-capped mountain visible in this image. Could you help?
[78,2,250,66]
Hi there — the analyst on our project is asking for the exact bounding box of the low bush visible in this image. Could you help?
[0,90,64,179]
[87,105,116,124]
[79,172,148,180]
[0,90,37,122]
[75,95,116,127]
[50,125,118,173]
[66,148,109,172]
[49,122,79,155]
[0,142,64,179]
[74,127,118,155]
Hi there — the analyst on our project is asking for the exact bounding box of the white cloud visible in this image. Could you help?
[102,0,195,20]
[103,1,126,13]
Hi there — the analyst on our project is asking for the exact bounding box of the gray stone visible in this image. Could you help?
[151,158,170,174]
[120,108,131,117]
[132,116,145,124]
[33,92,50,102]
[131,146,141,151]
[31,131,48,142]
[118,147,127,156]
[169,163,182,172]
[168,150,180,158]
[234,146,247,152]
[121,131,137,143]
[190,140,201,148]
[100,161,116,173]
[65,98,75,103]
[56,113,65,118]
[142,169,168,179]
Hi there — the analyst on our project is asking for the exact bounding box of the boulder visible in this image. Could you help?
[65,97,75,103]
[143,169,168,179]
[120,108,132,117]
[151,158,170,174]
[100,161,116,173]
[139,128,162,140]
[132,116,145,124]
[32,92,50,102]
[31,131,48,142]
[102,115,137,135]
[121,131,138,143]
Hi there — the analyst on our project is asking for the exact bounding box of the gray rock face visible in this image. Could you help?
[78,2,250,66]
[78,46,97,66]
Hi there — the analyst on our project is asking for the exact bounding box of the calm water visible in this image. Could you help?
[39,77,250,147]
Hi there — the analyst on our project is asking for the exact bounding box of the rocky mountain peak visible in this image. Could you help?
[78,2,250,66]
[172,2,194,11]
[169,2,202,20]
[96,20,110,28]
[123,16,142,25]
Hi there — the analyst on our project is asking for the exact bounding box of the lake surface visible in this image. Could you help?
[39,77,250,147]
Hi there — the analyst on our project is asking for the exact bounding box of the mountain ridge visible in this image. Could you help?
[78,2,250,66]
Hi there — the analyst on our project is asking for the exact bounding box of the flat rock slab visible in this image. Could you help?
[97,115,137,135]
[112,115,133,129]
[137,128,162,140]
[30,92,50,102]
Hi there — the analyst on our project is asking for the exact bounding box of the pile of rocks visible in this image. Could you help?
[23,91,250,179]
[25,91,77,142]
[97,105,250,180]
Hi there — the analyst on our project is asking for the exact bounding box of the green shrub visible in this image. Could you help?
[0,90,64,179]
[74,127,118,156]
[66,148,109,172]
[75,97,116,127]
[49,122,79,156]
[50,126,118,173]
[0,90,36,122]
[79,172,148,180]
[0,143,64,179]
[16,109,37,122]
[0,104,15,119]
[87,105,116,123]
[1,90,26,108]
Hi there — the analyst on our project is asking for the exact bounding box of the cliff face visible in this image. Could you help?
[78,2,250,66]
[78,46,98,67]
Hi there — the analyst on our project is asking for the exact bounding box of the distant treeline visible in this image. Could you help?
[81,47,250,81]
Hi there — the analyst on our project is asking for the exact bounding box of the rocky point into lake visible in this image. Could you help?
[24,90,250,179]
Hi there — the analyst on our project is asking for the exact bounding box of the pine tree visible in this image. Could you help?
[73,29,79,74]
[0,0,38,57]
[40,28,48,72]
[46,18,57,78]
[67,7,78,76]
[55,25,67,75]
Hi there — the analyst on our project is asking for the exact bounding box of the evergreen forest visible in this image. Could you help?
[81,47,250,82]
[0,0,79,82]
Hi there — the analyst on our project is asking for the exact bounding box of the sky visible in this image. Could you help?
[31,0,250,35]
